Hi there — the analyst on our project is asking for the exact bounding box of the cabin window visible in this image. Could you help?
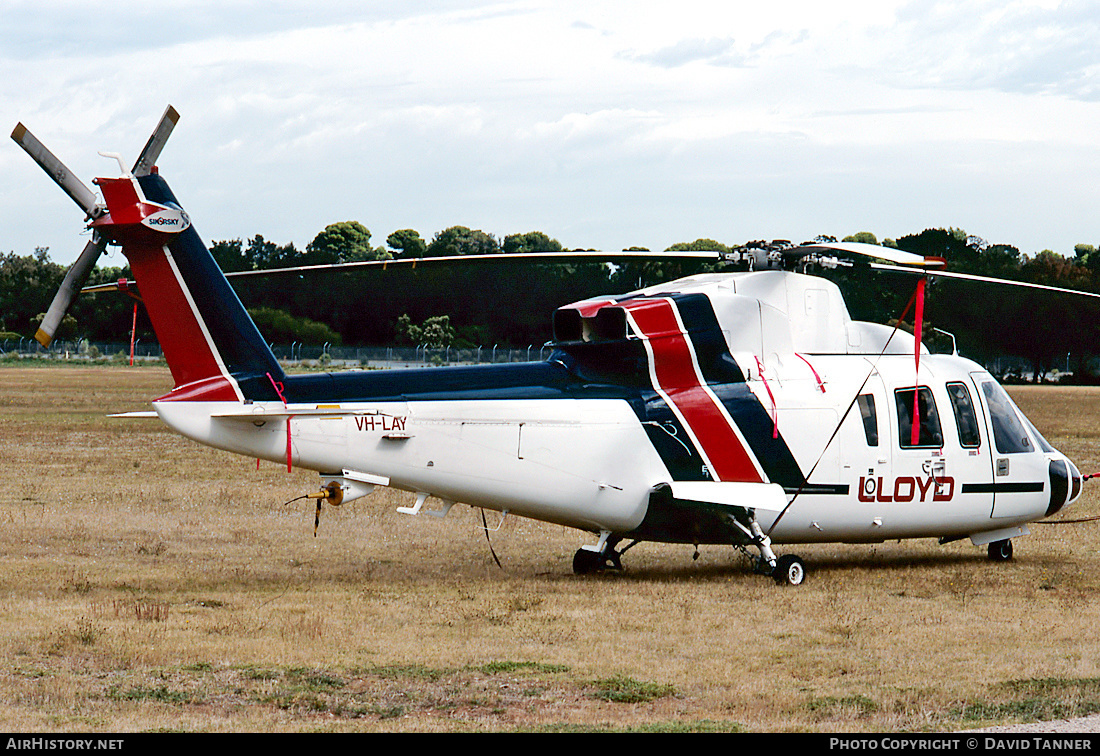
[946,382,981,448]
[894,387,943,448]
[981,381,1032,454]
[856,394,878,446]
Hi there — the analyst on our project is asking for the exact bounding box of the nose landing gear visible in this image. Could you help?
[572,531,637,574]
[572,546,622,574]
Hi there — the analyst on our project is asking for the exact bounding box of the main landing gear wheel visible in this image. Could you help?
[773,554,806,586]
[572,547,622,575]
[987,539,1014,562]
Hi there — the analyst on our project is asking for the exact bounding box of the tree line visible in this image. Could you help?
[3,223,1100,380]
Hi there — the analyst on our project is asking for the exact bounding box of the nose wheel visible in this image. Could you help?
[572,547,622,574]
[573,532,633,574]
[987,539,1014,562]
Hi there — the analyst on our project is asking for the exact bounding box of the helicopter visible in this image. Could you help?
[12,106,1095,586]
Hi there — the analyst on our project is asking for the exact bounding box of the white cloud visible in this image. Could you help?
[624,37,747,69]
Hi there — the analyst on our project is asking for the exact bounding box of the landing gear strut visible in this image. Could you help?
[729,510,807,586]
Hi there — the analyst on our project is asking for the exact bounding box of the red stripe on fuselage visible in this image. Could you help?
[622,298,763,483]
[124,243,239,401]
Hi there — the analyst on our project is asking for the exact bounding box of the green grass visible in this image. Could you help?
[476,661,570,675]
[525,720,743,733]
[805,694,879,718]
[106,685,203,705]
[367,663,450,682]
[948,677,1100,726]
[588,675,676,703]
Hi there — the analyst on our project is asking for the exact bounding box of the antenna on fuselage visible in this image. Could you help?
[933,327,958,356]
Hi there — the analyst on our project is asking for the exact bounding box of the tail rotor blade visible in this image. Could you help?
[36,237,106,347]
[131,105,179,177]
[11,123,102,219]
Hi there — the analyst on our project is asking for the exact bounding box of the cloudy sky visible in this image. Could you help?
[3,0,1099,266]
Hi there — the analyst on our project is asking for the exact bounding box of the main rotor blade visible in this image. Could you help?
[131,105,179,177]
[11,123,102,218]
[35,237,107,347]
[870,263,1100,299]
[223,249,720,280]
[795,241,944,268]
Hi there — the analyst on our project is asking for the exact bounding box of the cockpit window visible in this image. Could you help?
[895,387,943,448]
[981,381,1032,454]
[856,394,878,446]
[946,382,981,448]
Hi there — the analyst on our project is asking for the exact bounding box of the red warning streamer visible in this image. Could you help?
[911,278,927,447]
[129,301,138,367]
[266,372,293,473]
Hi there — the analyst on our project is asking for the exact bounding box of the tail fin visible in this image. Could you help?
[93,171,284,402]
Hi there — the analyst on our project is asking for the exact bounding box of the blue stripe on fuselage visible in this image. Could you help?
[280,358,586,404]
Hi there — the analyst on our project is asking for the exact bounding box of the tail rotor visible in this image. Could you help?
[12,106,180,346]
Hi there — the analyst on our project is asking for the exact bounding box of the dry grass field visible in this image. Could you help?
[2,364,1100,732]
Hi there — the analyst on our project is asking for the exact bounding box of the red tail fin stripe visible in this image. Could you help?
[622,298,765,483]
[125,242,241,402]
[161,245,243,401]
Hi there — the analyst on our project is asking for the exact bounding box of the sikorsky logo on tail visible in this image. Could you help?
[141,207,191,233]
[858,475,954,503]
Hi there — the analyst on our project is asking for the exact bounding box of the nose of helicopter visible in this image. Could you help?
[1047,456,1082,517]
[1068,459,1083,506]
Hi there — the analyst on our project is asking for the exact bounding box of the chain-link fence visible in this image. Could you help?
[0,339,556,368]
[2,338,1091,382]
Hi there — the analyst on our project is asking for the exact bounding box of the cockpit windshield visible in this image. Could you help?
[1021,414,1056,453]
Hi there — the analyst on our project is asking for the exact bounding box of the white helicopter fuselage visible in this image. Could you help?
[152,270,1080,552]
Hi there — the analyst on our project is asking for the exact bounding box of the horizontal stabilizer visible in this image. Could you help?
[108,410,158,418]
[669,481,789,512]
[210,406,396,420]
